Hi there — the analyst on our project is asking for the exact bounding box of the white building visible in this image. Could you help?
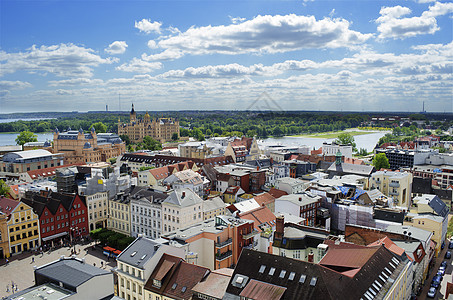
[86,191,108,231]
[161,188,204,234]
[275,177,308,194]
[322,142,353,158]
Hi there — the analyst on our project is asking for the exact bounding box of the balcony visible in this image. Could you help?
[389,190,399,196]
[243,240,258,250]
[215,238,232,248]
[215,250,232,261]
[389,182,400,188]
[242,229,259,240]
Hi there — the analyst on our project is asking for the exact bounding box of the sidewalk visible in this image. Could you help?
[0,242,116,299]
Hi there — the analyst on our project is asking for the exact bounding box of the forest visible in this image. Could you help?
[0,111,451,140]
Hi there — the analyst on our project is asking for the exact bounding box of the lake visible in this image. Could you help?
[0,118,55,123]
[0,132,54,146]
[261,131,388,152]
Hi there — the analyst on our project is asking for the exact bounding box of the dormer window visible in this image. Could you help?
[153,279,161,288]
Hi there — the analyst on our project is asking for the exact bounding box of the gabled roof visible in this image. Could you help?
[192,268,233,299]
[239,279,286,300]
[163,188,203,208]
[240,205,276,232]
[117,236,162,269]
[35,257,110,287]
[268,188,288,199]
[0,197,19,216]
[368,237,405,258]
[162,261,210,300]
[254,192,275,206]
[145,254,183,293]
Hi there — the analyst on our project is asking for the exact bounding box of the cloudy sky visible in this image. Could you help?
[0,0,452,113]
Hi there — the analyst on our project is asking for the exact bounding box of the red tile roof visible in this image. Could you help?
[0,197,19,216]
[268,188,288,199]
[253,192,275,206]
[319,246,378,274]
[163,261,210,300]
[240,205,276,231]
[26,163,83,181]
[239,279,286,300]
[368,237,405,257]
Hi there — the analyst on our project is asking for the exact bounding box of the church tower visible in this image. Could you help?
[130,104,136,123]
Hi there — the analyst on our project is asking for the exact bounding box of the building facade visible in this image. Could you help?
[50,128,125,164]
[369,171,412,208]
[1,149,64,173]
[0,197,40,255]
[118,104,180,143]
[86,191,108,231]
[108,192,131,236]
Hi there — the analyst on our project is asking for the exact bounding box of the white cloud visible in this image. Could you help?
[147,40,158,49]
[116,58,162,73]
[376,2,453,40]
[134,19,162,34]
[48,78,104,87]
[229,16,246,24]
[145,14,371,61]
[105,41,128,54]
[0,43,116,77]
[0,80,32,90]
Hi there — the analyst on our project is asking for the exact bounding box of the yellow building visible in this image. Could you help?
[0,197,40,256]
[369,171,412,208]
[118,104,180,143]
[50,128,126,165]
[108,194,130,236]
[0,211,8,259]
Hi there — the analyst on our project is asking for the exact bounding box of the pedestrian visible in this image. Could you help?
[6,285,9,293]
[31,257,34,263]
[101,261,103,268]
[5,258,8,265]
[93,263,96,267]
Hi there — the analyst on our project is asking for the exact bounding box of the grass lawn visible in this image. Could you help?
[291,130,375,139]
[447,215,453,239]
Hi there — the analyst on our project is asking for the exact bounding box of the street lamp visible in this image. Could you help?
[70,227,78,254]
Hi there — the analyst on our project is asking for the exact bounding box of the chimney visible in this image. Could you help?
[275,216,284,240]
[182,191,185,199]
[308,251,314,263]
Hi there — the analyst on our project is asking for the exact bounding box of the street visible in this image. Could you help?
[0,242,116,299]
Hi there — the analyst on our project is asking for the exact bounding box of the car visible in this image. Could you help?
[437,268,445,276]
[446,251,452,259]
[441,261,448,268]
[432,275,442,288]
[449,241,453,249]
[442,241,445,249]
[427,287,437,298]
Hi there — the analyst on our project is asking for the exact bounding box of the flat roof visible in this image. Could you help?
[7,283,73,300]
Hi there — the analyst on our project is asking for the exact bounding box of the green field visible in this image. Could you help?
[291,130,376,139]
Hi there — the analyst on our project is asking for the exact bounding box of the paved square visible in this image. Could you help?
[0,242,117,299]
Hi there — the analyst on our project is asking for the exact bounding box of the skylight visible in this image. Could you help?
[310,277,317,286]
[279,270,286,278]
[259,265,266,273]
[172,283,177,290]
[269,267,275,276]
[181,286,187,293]
[130,251,137,257]
[299,274,306,283]
[288,272,296,280]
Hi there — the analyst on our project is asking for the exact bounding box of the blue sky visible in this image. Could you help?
[0,0,452,113]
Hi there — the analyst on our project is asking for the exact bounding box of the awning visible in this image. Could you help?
[42,232,68,242]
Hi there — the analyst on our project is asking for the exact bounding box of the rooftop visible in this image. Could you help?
[117,236,162,269]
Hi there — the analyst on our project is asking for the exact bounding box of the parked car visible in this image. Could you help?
[427,287,436,298]
[446,251,452,259]
[442,241,445,249]
[437,268,445,276]
[432,275,442,288]
[441,261,448,268]
[449,241,453,249]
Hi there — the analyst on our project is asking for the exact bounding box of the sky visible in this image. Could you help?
[0,0,452,113]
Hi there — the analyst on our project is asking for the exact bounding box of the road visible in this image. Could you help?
[0,242,116,299]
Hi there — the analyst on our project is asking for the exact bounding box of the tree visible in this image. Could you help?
[0,180,10,197]
[143,136,162,151]
[171,132,179,141]
[15,130,38,146]
[90,122,107,133]
[119,134,131,145]
[372,153,390,170]
[358,148,368,156]
[335,133,357,151]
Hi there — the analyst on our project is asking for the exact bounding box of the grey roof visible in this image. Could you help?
[276,192,321,206]
[5,283,73,300]
[414,194,449,217]
[163,188,203,208]
[203,196,227,212]
[385,225,432,242]
[117,236,162,269]
[327,163,375,176]
[35,257,110,287]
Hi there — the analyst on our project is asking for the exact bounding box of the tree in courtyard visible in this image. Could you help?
[0,180,10,197]
[15,130,38,146]
[143,136,162,151]
[335,133,357,151]
[90,122,107,133]
[171,132,179,141]
[372,153,390,170]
